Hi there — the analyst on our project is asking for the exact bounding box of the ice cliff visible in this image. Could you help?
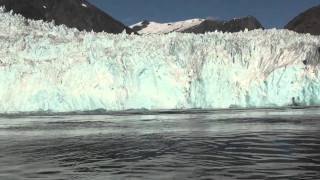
[0,9,320,113]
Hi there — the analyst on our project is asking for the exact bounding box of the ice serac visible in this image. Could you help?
[0,10,320,113]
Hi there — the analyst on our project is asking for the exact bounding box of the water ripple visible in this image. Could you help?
[0,109,320,179]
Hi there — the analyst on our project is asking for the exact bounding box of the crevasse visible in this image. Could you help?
[0,9,320,113]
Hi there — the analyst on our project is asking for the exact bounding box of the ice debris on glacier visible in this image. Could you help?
[0,8,320,113]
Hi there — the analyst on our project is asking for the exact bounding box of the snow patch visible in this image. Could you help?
[131,19,204,34]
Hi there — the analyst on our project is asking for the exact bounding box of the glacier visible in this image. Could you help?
[0,9,320,113]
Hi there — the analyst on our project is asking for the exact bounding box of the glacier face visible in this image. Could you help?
[0,9,320,113]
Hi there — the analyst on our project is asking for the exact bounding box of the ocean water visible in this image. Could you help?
[0,108,320,180]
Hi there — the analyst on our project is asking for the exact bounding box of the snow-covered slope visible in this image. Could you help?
[1,9,320,113]
[130,19,204,34]
[131,16,263,34]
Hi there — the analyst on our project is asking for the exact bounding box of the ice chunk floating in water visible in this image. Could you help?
[0,8,320,113]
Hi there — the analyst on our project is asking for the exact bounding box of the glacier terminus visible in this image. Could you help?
[0,8,320,113]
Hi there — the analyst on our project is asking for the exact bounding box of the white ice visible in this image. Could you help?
[0,8,320,113]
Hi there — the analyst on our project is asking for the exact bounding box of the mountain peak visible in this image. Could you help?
[131,16,263,35]
[131,19,205,34]
[0,0,134,34]
[285,5,320,35]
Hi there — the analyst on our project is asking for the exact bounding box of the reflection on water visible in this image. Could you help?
[0,108,320,180]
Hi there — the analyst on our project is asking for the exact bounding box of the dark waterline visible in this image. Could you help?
[0,108,320,180]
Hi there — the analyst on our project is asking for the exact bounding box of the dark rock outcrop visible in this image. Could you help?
[182,16,264,34]
[0,0,134,34]
[131,20,150,32]
[285,5,320,35]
